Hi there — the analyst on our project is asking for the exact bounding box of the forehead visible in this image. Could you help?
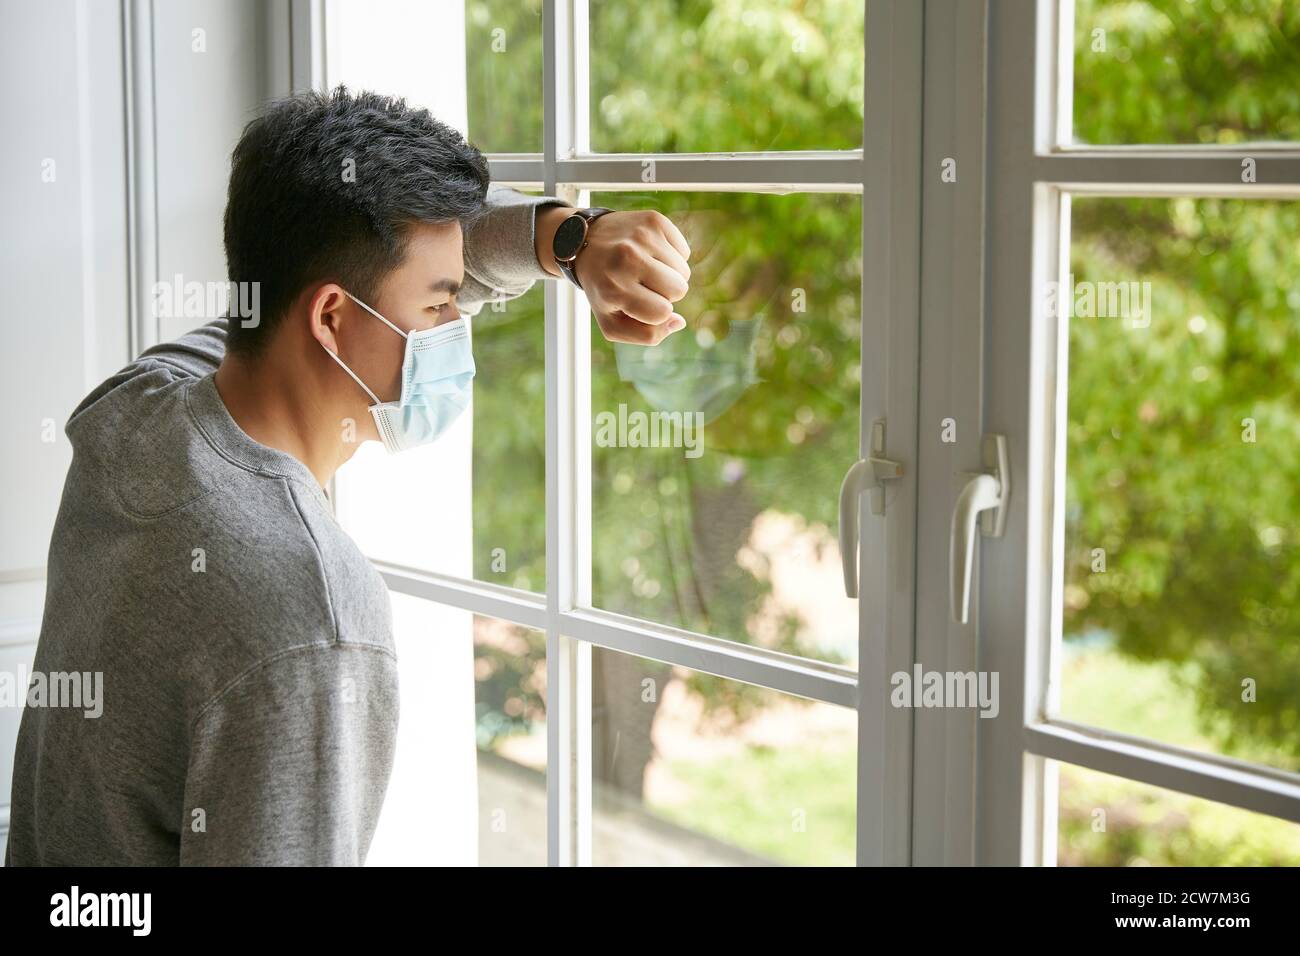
[392,220,464,281]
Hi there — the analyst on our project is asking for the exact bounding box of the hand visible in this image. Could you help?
[568,210,693,345]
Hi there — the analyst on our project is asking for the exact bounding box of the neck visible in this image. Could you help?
[213,347,360,488]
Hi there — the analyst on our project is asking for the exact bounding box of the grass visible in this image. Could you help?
[642,644,1300,866]
[655,743,857,866]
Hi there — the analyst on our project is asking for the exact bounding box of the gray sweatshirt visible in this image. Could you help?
[5,185,564,866]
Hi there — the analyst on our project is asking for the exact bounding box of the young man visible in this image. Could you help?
[5,88,690,865]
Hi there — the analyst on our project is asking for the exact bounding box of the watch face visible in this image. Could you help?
[553,214,588,260]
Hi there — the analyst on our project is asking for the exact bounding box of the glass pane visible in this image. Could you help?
[590,646,856,865]
[465,0,543,153]
[1057,761,1300,866]
[367,594,480,864]
[472,280,547,592]
[474,615,547,866]
[1071,0,1300,145]
[590,0,864,153]
[334,266,546,593]
[589,190,863,668]
[1058,196,1300,775]
[369,601,546,865]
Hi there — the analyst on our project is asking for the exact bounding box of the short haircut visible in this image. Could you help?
[222,86,490,356]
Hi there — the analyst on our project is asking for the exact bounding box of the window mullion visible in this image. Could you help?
[543,0,592,869]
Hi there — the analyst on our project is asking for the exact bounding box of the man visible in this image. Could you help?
[5,87,691,865]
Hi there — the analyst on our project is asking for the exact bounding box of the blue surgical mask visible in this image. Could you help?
[323,290,476,453]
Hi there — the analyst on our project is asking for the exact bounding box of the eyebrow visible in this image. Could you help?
[431,277,462,295]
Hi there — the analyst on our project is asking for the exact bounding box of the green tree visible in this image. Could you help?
[466,0,1300,857]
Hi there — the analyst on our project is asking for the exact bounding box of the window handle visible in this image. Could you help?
[950,434,1010,624]
[839,419,904,598]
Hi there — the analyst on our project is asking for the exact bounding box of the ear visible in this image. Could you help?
[307,283,350,355]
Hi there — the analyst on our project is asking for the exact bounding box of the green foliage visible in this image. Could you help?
[463,0,1300,858]
[589,0,863,152]
[1059,764,1300,866]
[1073,0,1300,144]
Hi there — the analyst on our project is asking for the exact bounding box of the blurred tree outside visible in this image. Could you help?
[462,0,1300,864]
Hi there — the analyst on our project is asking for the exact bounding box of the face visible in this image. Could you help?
[318,219,465,437]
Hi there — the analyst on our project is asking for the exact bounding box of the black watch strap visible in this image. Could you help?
[552,206,614,290]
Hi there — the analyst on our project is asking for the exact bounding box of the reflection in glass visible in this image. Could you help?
[615,315,764,425]
[591,191,863,668]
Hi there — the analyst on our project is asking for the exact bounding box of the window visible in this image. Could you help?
[321,0,908,867]
[970,0,1300,865]
[314,0,1300,866]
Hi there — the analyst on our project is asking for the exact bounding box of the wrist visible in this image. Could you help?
[534,202,574,279]
[550,206,615,290]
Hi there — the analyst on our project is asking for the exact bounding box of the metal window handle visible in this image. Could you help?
[839,419,904,598]
[949,434,1010,624]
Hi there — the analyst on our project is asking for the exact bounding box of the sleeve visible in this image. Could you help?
[67,317,230,428]
[458,183,571,317]
[180,643,400,866]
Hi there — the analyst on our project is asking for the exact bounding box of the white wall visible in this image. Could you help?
[0,0,287,856]
[0,0,477,865]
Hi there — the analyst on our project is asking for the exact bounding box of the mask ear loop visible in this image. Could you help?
[322,345,382,406]
[320,289,410,405]
[344,290,410,339]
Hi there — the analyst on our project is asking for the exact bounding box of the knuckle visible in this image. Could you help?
[615,239,640,265]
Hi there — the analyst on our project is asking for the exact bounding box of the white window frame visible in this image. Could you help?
[300,0,926,866]
[972,0,1300,866]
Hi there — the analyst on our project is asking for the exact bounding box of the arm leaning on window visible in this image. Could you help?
[458,183,571,316]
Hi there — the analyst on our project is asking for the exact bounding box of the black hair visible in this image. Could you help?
[222,86,490,356]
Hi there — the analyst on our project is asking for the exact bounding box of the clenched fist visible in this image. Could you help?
[537,206,692,345]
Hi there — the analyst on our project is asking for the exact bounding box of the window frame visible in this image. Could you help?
[976,0,1300,866]
[305,0,922,866]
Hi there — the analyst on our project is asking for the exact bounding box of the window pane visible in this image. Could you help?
[466,0,542,153]
[335,277,545,593]
[589,191,862,668]
[590,0,864,153]
[474,615,547,866]
[590,646,856,865]
[472,281,547,592]
[369,601,546,865]
[1058,196,1300,775]
[1071,0,1300,145]
[368,593,481,865]
[1057,761,1300,866]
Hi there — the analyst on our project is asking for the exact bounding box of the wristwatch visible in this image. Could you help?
[551,206,614,290]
